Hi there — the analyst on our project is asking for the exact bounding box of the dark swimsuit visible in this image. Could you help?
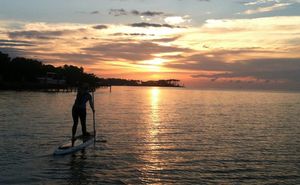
[72,92,92,135]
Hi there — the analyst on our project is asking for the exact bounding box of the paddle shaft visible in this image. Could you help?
[92,91,96,141]
[92,90,107,143]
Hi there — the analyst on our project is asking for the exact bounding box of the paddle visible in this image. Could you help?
[92,90,107,144]
[92,91,96,144]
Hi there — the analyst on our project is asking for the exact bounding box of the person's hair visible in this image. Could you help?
[78,83,89,93]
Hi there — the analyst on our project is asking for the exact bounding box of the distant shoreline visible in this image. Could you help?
[0,82,183,92]
[0,51,183,91]
[1,85,300,95]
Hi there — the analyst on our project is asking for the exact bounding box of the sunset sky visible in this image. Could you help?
[0,0,300,89]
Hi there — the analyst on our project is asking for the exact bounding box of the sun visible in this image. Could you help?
[139,58,167,72]
[143,58,166,65]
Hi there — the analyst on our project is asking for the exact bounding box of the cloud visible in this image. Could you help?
[8,30,65,39]
[112,32,151,36]
[166,51,300,83]
[151,36,181,42]
[44,52,103,65]
[109,9,166,17]
[82,41,191,62]
[240,0,295,15]
[178,16,300,54]
[242,0,299,6]
[0,39,35,47]
[243,0,279,6]
[8,29,86,40]
[242,3,291,14]
[90,11,100,14]
[1,20,187,70]
[109,9,127,16]
[0,47,26,58]
[131,10,165,17]
[164,16,191,25]
[129,22,182,28]
[92,25,108,29]
[1,16,299,89]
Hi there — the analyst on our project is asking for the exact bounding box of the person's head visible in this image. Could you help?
[78,83,89,93]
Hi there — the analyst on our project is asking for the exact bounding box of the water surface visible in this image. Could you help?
[0,87,299,184]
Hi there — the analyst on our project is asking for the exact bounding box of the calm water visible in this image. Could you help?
[0,87,300,184]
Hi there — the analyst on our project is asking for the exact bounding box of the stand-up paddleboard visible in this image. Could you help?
[54,135,95,155]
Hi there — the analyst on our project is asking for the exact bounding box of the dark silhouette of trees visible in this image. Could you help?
[0,52,10,82]
[141,79,181,87]
[0,51,100,89]
[98,78,140,86]
[97,78,183,87]
[9,57,43,82]
[0,51,183,90]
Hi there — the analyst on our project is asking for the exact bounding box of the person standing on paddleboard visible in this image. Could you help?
[72,83,95,146]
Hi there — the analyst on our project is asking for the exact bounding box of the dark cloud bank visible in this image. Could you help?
[82,41,191,61]
[109,9,166,17]
[166,52,300,89]
[129,22,182,28]
[8,29,86,40]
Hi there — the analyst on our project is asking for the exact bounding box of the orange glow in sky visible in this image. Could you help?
[0,0,300,89]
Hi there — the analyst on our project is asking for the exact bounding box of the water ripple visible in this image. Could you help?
[0,88,300,184]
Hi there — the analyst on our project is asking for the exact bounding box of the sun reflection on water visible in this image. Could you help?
[139,87,165,183]
[148,87,160,151]
[150,87,160,126]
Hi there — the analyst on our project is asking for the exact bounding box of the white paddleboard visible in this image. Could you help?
[54,135,95,155]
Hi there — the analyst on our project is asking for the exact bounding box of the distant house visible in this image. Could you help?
[37,72,66,85]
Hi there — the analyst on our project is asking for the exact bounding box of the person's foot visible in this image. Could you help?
[82,132,91,141]
[71,138,75,147]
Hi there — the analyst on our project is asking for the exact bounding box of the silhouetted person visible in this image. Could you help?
[72,83,95,146]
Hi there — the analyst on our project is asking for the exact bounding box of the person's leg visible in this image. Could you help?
[79,109,87,136]
[72,107,79,146]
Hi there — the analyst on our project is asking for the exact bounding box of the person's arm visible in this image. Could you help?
[89,94,95,112]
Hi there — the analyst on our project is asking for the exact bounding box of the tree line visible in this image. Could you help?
[0,51,99,89]
[0,51,182,90]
